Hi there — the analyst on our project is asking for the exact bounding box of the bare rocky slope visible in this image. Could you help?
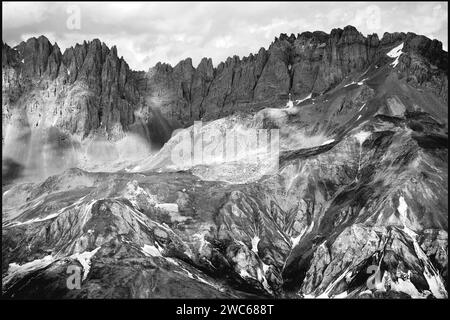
[1,25,448,299]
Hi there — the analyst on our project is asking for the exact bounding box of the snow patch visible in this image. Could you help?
[11,212,61,226]
[357,78,368,85]
[345,79,366,87]
[5,255,54,284]
[262,263,270,274]
[70,247,101,280]
[239,269,252,279]
[291,234,302,248]
[142,244,163,257]
[387,43,404,67]
[251,236,260,254]
[8,195,89,227]
[155,203,179,213]
[344,81,356,87]
[321,139,335,146]
[296,93,312,104]
[354,131,371,145]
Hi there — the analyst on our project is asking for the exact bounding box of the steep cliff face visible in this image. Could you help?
[2,37,141,138]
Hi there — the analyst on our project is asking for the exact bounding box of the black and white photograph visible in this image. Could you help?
[1,0,448,306]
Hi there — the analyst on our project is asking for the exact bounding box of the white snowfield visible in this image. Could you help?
[344,78,367,88]
[141,244,163,257]
[4,255,55,285]
[354,131,371,145]
[251,235,260,254]
[320,139,335,146]
[387,43,404,68]
[4,246,102,285]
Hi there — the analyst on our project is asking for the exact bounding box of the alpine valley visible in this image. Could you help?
[1,25,448,299]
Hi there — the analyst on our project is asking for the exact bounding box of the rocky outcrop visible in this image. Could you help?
[397,33,448,101]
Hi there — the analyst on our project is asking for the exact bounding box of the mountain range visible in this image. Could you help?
[1,25,448,299]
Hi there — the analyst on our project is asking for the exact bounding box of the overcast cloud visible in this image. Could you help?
[2,2,448,71]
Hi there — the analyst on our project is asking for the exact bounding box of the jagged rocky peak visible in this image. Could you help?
[12,35,53,77]
[1,35,134,87]
[404,33,448,70]
[335,25,367,44]
[2,42,20,67]
[380,31,406,45]
[2,35,143,140]
[196,57,214,75]
[173,57,195,77]
[277,32,297,43]
[366,33,380,46]
[295,31,330,49]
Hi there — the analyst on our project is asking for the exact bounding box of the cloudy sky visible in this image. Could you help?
[2,2,448,71]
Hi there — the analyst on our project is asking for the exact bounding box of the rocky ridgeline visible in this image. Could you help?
[136,26,448,125]
[2,26,448,140]
[2,36,140,139]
